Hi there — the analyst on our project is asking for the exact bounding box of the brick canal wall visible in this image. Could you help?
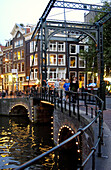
[53,108,94,161]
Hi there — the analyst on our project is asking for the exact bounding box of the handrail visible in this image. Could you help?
[11,88,103,170]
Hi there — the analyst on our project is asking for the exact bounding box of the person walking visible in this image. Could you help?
[63,79,70,101]
[70,76,79,102]
[54,78,60,97]
[59,78,65,98]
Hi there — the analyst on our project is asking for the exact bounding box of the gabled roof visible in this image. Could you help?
[10,23,26,37]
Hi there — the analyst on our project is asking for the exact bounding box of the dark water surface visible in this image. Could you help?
[0,116,55,169]
[0,116,78,170]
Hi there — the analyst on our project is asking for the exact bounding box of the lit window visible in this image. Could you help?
[14,52,17,60]
[70,56,77,68]
[21,50,24,58]
[58,54,65,65]
[30,55,34,66]
[18,51,21,60]
[49,54,57,65]
[79,72,85,88]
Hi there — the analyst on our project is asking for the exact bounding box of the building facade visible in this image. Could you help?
[0,23,89,93]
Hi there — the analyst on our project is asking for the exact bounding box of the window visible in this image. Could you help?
[70,72,77,80]
[17,33,20,38]
[79,45,84,52]
[14,63,17,69]
[30,41,37,53]
[70,56,77,68]
[18,63,21,72]
[5,64,8,73]
[58,68,66,79]
[30,41,33,53]
[18,51,21,60]
[14,52,17,60]
[20,40,23,46]
[34,54,38,65]
[30,72,33,80]
[79,72,85,88]
[58,54,65,65]
[9,52,11,60]
[49,54,57,65]
[49,41,57,51]
[34,68,37,79]
[30,55,34,66]
[58,42,65,52]
[49,68,57,80]
[14,39,23,48]
[79,57,85,68]
[21,62,24,72]
[70,44,76,54]
[21,50,24,59]
[8,63,11,72]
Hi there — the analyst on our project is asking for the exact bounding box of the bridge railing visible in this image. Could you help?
[15,88,103,170]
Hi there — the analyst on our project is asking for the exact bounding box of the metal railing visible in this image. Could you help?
[11,88,103,170]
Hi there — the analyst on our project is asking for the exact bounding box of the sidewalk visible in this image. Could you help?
[94,108,111,170]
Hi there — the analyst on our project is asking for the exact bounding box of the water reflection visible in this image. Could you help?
[0,116,54,169]
[0,116,78,170]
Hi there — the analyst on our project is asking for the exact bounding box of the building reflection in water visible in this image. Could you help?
[0,115,78,169]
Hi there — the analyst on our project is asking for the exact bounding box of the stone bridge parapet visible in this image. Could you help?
[0,97,33,121]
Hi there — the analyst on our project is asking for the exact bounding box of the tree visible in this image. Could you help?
[81,1,111,77]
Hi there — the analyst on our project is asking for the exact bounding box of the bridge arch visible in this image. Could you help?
[46,27,97,44]
[57,125,81,167]
[9,103,30,117]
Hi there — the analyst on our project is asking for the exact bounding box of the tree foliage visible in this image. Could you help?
[81,1,111,73]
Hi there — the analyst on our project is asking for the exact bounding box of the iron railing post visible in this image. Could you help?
[60,89,63,113]
[91,107,93,118]
[91,147,96,170]
[98,111,102,157]
[77,93,80,121]
[69,91,71,117]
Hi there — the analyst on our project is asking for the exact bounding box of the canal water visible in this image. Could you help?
[0,115,78,170]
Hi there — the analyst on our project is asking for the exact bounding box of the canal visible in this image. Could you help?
[0,115,78,169]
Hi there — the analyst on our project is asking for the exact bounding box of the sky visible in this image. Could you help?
[0,0,103,45]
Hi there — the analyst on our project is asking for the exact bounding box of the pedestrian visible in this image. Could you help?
[59,78,65,98]
[54,78,60,89]
[70,76,79,102]
[63,79,70,101]
[54,78,60,97]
